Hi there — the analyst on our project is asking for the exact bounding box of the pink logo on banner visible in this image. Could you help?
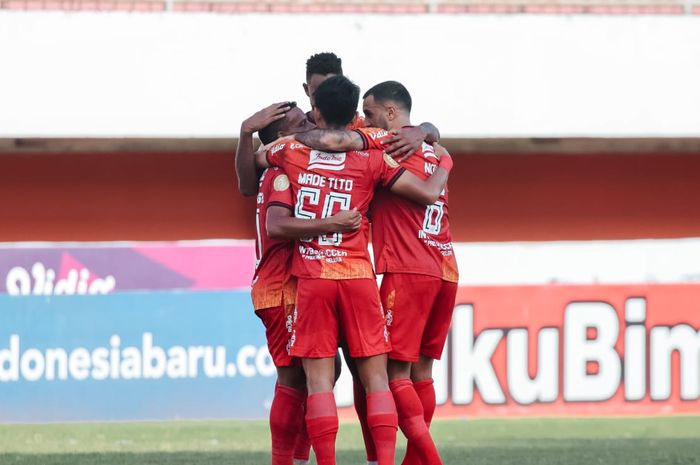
[0,241,256,295]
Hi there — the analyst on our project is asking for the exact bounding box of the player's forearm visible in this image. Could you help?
[267,216,334,240]
[235,130,259,197]
[295,129,362,152]
[419,122,440,144]
[391,158,450,206]
[421,167,449,205]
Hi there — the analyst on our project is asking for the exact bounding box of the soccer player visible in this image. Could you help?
[304,52,443,465]
[253,75,453,465]
[304,52,439,160]
[237,103,361,465]
[294,81,459,465]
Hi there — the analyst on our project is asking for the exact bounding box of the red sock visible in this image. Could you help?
[270,383,306,465]
[306,392,338,465]
[402,379,436,465]
[293,397,311,462]
[366,390,398,465]
[390,379,442,465]
[354,380,378,462]
[414,379,436,426]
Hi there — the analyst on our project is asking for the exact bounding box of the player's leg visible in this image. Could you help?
[257,306,308,465]
[411,355,436,424]
[302,357,338,465]
[403,280,457,465]
[341,344,377,465]
[401,355,436,465]
[290,278,342,465]
[293,408,312,465]
[293,350,341,465]
[272,366,307,465]
[339,279,397,465]
[383,274,443,465]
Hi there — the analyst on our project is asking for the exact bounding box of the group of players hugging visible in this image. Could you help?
[235,52,458,465]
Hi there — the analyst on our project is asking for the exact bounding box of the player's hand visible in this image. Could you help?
[327,208,362,232]
[241,102,294,135]
[433,142,449,159]
[381,126,427,162]
[433,143,453,171]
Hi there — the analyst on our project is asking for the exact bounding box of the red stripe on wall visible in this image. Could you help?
[2,152,700,242]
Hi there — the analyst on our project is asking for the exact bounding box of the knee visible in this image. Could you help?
[410,357,434,382]
[387,360,412,381]
[277,367,306,391]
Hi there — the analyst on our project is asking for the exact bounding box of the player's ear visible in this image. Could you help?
[386,105,396,121]
[303,83,310,97]
[312,107,322,125]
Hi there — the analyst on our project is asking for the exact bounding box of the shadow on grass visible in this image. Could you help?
[3,439,700,465]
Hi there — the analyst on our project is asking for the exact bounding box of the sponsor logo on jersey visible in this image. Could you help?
[273,174,290,192]
[423,142,439,160]
[369,129,389,140]
[308,150,346,171]
[270,143,285,155]
[383,152,399,169]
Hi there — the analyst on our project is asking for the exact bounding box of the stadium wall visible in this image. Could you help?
[3,151,700,242]
[2,13,700,138]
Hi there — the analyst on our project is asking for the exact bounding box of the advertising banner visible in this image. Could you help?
[2,241,700,421]
[0,291,274,422]
[0,242,254,295]
[435,284,700,417]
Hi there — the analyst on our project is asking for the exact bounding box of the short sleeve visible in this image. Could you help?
[354,127,392,151]
[267,169,294,209]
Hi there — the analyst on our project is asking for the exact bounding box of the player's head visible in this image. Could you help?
[312,75,360,130]
[304,52,343,107]
[258,104,316,145]
[362,80,412,131]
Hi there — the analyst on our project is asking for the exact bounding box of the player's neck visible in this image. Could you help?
[389,117,411,131]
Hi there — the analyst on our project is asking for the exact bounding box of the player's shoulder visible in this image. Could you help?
[347,114,365,130]
[403,142,439,167]
[358,126,390,140]
[260,166,291,195]
[363,148,401,170]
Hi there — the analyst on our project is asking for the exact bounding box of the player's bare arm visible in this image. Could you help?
[389,143,453,205]
[380,123,440,161]
[294,128,364,152]
[236,102,292,196]
[266,206,362,240]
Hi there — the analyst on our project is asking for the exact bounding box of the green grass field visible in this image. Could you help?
[1,416,700,464]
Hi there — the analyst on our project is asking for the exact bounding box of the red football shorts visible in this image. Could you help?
[289,278,391,359]
[255,305,299,368]
[380,273,458,362]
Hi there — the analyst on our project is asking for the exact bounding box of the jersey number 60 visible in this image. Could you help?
[295,187,352,246]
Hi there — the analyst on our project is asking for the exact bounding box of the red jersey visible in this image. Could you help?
[266,140,404,280]
[251,167,297,310]
[306,111,365,130]
[356,127,459,283]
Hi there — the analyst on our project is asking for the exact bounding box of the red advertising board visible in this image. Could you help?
[428,284,700,417]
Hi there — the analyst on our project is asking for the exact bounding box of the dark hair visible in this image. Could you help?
[258,119,284,145]
[258,102,297,145]
[363,80,412,112]
[314,75,359,128]
[306,52,343,81]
